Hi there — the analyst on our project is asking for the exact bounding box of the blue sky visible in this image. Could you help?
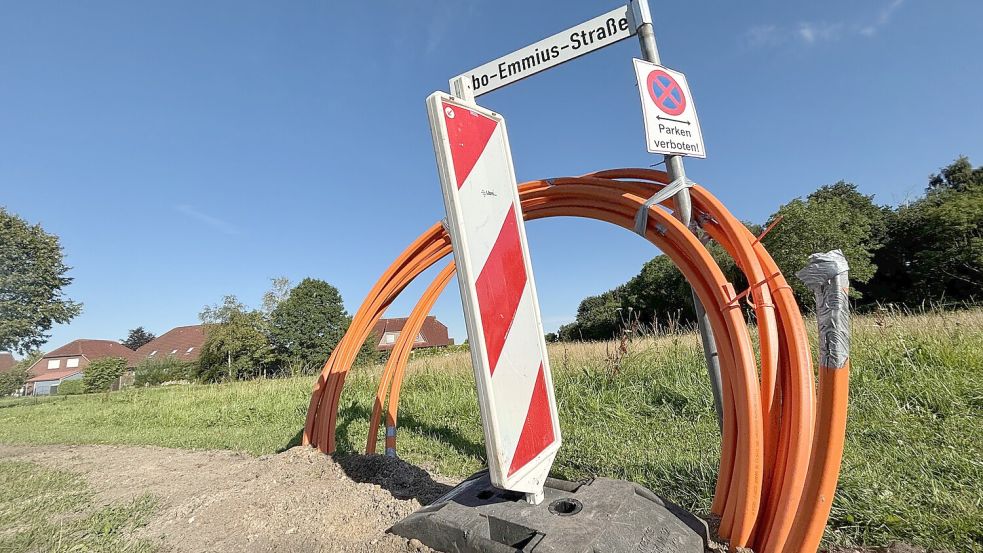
[3,0,982,355]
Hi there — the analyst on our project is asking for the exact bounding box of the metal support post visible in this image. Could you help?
[631,0,724,431]
[450,76,475,104]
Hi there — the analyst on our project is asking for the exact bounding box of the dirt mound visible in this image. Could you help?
[1,444,938,553]
[0,444,452,552]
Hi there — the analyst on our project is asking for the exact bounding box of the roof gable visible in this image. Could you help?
[30,339,140,374]
[372,316,453,350]
[43,339,138,360]
[26,368,82,383]
[372,318,409,336]
[136,325,207,361]
[0,352,15,373]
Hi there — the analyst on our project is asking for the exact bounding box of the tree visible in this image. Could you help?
[121,327,156,351]
[82,357,128,393]
[200,295,249,325]
[927,155,983,193]
[0,208,82,354]
[558,221,759,342]
[905,188,983,300]
[807,181,891,247]
[0,366,28,396]
[56,379,84,395]
[269,278,354,373]
[558,158,980,325]
[0,352,41,396]
[762,182,885,305]
[261,276,291,315]
[871,157,983,303]
[197,296,277,381]
[561,288,625,341]
[623,255,693,328]
[134,355,192,387]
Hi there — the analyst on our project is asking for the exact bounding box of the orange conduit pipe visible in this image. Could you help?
[303,169,848,552]
[366,262,457,455]
[303,224,453,453]
[783,252,852,553]
[784,362,850,553]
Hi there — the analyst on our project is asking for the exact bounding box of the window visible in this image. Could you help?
[149,350,157,356]
[66,358,79,368]
[415,333,426,344]
[170,349,178,354]
[47,359,61,370]
[382,332,398,345]
[186,347,194,353]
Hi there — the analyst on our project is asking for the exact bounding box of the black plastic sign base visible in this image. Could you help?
[389,470,709,553]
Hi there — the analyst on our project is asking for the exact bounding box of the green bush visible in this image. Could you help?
[134,356,193,387]
[56,379,84,395]
[0,368,28,396]
[82,357,128,393]
[0,353,39,396]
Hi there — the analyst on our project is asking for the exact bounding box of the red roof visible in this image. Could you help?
[372,316,453,351]
[43,339,141,363]
[135,325,207,362]
[26,368,82,383]
[0,353,14,373]
[27,339,141,378]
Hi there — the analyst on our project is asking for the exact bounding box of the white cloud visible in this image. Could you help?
[175,205,239,236]
[744,25,782,48]
[796,21,844,44]
[743,0,904,47]
[860,0,905,36]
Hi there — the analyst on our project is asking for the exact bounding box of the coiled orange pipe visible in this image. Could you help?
[366,263,456,456]
[303,169,848,552]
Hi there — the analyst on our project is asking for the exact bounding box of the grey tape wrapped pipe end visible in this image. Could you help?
[796,249,851,369]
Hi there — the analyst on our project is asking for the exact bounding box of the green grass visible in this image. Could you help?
[0,309,980,551]
[0,460,159,552]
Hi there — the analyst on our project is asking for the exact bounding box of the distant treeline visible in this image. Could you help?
[554,156,983,342]
[189,277,378,382]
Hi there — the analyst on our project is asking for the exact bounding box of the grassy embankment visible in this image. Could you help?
[0,309,980,551]
[0,460,159,552]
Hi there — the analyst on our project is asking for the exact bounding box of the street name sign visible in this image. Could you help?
[633,58,706,158]
[452,5,636,98]
[426,92,561,501]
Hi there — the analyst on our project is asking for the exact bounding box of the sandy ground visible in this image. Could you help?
[0,444,937,553]
[0,444,450,553]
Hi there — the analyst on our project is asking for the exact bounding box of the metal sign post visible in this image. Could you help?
[629,0,724,430]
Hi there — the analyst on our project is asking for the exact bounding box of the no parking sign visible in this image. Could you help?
[633,58,706,158]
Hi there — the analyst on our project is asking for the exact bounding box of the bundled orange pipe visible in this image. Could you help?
[783,251,852,553]
[304,169,850,552]
[366,263,456,455]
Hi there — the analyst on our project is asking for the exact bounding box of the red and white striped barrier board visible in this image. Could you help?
[426,92,561,500]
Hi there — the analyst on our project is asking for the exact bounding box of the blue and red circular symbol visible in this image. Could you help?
[647,70,686,116]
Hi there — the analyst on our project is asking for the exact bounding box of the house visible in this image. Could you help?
[25,340,141,395]
[0,352,15,373]
[135,324,207,363]
[372,316,454,351]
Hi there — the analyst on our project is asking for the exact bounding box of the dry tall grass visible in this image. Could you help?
[397,306,983,377]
